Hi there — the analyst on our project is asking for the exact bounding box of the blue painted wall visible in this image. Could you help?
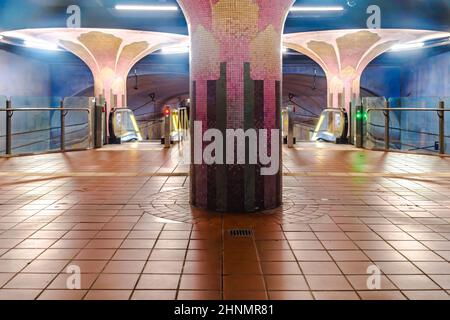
[401,50,450,99]
[362,66,401,98]
[0,48,51,97]
[49,62,93,98]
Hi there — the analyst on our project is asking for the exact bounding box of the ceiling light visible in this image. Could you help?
[115,5,178,11]
[391,42,425,51]
[161,44,189,54]
[24,40,60,51]
[290,6,344,12]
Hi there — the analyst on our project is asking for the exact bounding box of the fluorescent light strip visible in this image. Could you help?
[391,42,425,51]
[115,5,178,11]
[290,6,344,12]
[161,45,190,54]
[24,40,60,51]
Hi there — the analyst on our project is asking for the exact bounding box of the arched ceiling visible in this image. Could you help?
[76,73,375,121]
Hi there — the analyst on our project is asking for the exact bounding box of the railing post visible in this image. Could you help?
[164,106,171,149]
[439,101,445,155]
[355,105,363,148]
[60,100,66,151]
[384,100,390,151]
[349,102,353,145]
[6,99,12,155]
[287,106,294,148]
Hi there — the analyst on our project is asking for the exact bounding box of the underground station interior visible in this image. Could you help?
[0,0,449,309]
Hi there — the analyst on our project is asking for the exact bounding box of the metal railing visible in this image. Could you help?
[0,100,92,156]
[360,100,449,155]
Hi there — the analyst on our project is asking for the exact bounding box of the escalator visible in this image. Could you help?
[109,108,143,143]
[311,108,349,144]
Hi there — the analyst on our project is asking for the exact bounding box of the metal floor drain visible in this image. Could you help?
[228,229,254,238]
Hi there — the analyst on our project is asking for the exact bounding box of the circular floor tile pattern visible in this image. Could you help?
[140,187,329,224]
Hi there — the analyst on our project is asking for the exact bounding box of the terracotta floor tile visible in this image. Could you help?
[358,291,406,300]
[294,250,332,261]
[335,261,374,275]
[223,275,266,291]
[131,290,177,300]
[112,249,151,261]
[85,290,132,300]
[223,291,268,300]
[289,240,324,250]
[150,249,186,261]
[179,275,221,290]
[86,239,123,249]
[0,260,30,273]
[364,250,407,261]
[22,260,69,273]
[321,241,359,250]
[403,290,450,300]
[375,261,422,275]
[429,275,450,289]
[328,250,370,261]
[103,261,146,274]
[144,261,184,274]
[186,249,221,261]
[347,275,397,290]
[177,290,221,300]
[400,250,445,262]
[305,275,353,291]
[269,291,313,300]
[48,273,98,290]
[0,289,41,300]
[3,143,450,300]
[16,239,56,249]
[299,262,342,275]
[388,241,428,251]
[37,249,80,260]
[182,261,221,275]
[37,290,86,300]
[136,274,180,290]
[1,249,45,260]
[4,273,56,289]
[92,274,139,290]
[224,261,261,275]
[313,291,360,300]
[265,275,309,291]
[0,273,15,287]
[414,262,450,274]
[223,249,258,262]
[68,260,107,273]
[120,239,156,249]
[75,249,115,260]
[260,262,302,275]
[155,240,189,249]
[258,250,295,262]
[388,275,440,290]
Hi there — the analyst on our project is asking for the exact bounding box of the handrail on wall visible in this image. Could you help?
[359,101,447,155]
[0,103,93,156]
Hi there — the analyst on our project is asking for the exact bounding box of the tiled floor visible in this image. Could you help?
[0,142,450,300]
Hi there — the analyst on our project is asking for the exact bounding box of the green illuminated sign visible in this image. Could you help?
[356,110,368,121]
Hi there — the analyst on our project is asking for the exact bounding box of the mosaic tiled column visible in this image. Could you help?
[3,29,188,135]
[178,0,294,212]
[284,29,450,112]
